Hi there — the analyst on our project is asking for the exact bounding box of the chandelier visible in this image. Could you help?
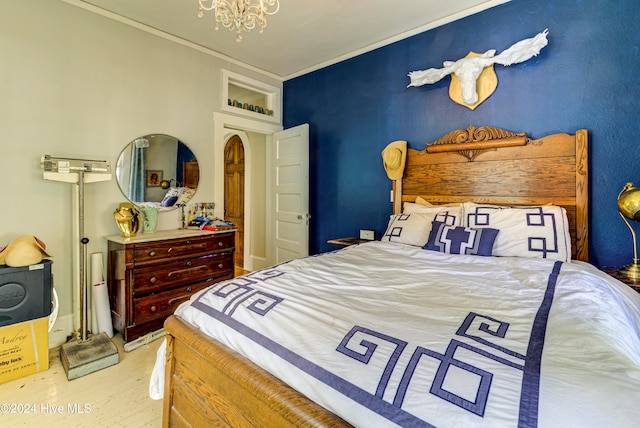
[198,0,280,42]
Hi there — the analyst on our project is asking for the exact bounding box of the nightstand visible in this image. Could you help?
[327,237,371,246]
[599,267,640,294]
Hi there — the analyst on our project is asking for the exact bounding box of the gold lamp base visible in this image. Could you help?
[618,261,640,280]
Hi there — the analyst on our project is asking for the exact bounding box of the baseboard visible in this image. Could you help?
[49,309,104,349]
[49,313,74,349]
[247,255,268,271]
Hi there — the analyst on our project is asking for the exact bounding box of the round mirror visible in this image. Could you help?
[115,134,199,210]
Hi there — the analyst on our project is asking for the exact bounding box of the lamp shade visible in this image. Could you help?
[618,184,640,222]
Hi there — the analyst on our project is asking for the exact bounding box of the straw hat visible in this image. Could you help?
[0,235,51,267]
[381,140,407,180]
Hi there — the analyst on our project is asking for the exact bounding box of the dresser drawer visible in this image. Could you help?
[134,233,235,264]
[133,252,234,296]
[133,281,213,324]
[107,230,236,342]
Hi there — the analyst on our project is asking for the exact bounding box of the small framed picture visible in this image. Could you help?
[146,170,162,187]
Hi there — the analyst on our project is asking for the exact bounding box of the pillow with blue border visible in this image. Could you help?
[461,202,571,262]
[424,220,499,256]
[381,208,462,247]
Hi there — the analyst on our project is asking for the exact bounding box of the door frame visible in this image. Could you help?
[213,112,282,271]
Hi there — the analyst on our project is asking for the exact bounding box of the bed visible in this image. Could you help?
[150,126,640,427]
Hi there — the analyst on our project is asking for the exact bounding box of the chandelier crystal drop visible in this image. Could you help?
[198,0,280,42]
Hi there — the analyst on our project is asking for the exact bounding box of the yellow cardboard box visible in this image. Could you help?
[0,317,49,384]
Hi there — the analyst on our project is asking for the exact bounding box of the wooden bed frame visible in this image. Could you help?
[162,126,589,427]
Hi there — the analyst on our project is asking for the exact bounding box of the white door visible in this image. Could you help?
[268,124,309,264]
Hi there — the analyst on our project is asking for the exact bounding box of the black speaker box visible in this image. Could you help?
[0,260,52,327]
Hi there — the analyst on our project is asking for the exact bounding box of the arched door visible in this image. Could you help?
[224,135,245,268]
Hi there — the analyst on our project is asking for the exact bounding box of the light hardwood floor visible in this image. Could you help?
[0,333,164,428]
[1,267,250,428]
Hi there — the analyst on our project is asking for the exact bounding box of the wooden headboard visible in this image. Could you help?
[392,126,589,262]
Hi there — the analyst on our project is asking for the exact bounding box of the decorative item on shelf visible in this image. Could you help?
[617,182,640,279]
[200,202,215,219]
[228,99,274,116]
[140,206,159,234]
[160,178,182,190]
[113,202,140,238]
[180,205,187,229]
[197,0,280,42]
[188,216,236,232]
[188,202,199,224]
[210,219,237,231]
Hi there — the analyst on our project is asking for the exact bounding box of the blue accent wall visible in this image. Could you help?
[283,0,640,267]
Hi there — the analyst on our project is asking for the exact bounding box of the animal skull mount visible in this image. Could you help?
[408,29,549,110]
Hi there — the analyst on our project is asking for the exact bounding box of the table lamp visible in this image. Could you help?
[618,182,640,279]
[160,178,181,189]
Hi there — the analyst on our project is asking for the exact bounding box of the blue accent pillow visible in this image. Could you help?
[160,195,178,207]
[424,220,499,256]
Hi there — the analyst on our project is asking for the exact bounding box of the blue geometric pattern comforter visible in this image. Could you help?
[150,241,640,427]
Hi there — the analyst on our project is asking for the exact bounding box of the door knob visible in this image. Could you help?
[298,213,311,225]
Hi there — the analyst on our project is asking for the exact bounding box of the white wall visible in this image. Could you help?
[247,131,267,262]
[0,0,282,345]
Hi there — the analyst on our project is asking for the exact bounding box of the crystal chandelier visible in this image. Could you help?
[198,0,280,42]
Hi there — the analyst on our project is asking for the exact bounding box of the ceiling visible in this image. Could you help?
[69,0,510,80]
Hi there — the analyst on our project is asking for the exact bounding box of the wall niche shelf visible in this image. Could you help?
[221,70,281,124]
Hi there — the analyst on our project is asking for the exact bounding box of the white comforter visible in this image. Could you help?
[150,241,640,427]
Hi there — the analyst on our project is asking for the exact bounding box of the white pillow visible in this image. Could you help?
[175,187,196,206]
[404,201,463,213]
[414,196,462,208]
[403,201,428,213]
[163,187,181,198]
[462,202,571,262]
[382,208,462,247]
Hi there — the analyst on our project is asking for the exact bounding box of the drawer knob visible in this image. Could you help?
[167,247,173,253]
[148,251,156,257]
[150,305,157,312]
[186,240,192,245]
[186,261,192,266]
[187,287,192,292]
[218,263,224,269]
[149,276,157,283]
[218,241,224,247]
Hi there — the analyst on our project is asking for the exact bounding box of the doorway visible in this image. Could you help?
[213,112,308,270]
[224,135,245,268]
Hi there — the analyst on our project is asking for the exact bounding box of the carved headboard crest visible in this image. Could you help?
[425,125,530,161]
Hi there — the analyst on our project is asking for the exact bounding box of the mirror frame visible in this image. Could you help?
[115,134,199,211]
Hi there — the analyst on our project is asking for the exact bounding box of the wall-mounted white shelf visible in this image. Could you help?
[221,70,281,124]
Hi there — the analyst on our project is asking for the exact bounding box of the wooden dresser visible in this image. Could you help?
[106,229,235,342]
